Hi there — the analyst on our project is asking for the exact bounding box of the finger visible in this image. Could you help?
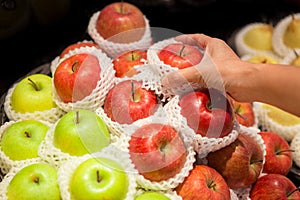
[175,33,212,50]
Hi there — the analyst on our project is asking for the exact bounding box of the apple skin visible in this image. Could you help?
[231,99,255,127]
[135,191,170,200]
[129,123,187,182]
[179,88,235,138]
[53,53,101,103]
[249,173,300,200]
[59,41,99,58]
[157,43,203,69]
[69,157,128,200]
[53,109,110,156]
[0,120,49,161]
[103,80,159,124]
[176,165,231,200]
[258,131,293,175]
[113,49,147,77]
[207,133,264,189]
[6,163,61,200]
[96,2,146,43]
[11,73,57,113]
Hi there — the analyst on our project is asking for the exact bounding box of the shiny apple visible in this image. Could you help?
[259,131,293,175]
[157,43,203,69]
[103,80,159,124]
[53,53,101,103]
[129,123,187,182]
[96,2,146,43]
[231,98,255,127]
[249,173,300,200]
[179,88,235,138]
[207,133,264,189]
[112,49,147,77]
[176,165,231,200]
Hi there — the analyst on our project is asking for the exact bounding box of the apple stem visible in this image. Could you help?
[275,149,295,155]
[75,111,80,124]
[179,45,186,57]
[96,170,102,183]
[27,78,40,91]
[131,51,135,60]
[30,174,40,184]
[24,131,31,138]
[286,186,300,198]
[293,49,299,57]
[234,104,248,121]
[131,80,135,101]
[207,180,217,190]
[72,60,80,72]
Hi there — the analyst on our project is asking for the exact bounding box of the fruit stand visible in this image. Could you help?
[1,0,300,199]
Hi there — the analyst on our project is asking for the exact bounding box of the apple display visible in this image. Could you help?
[53,109,110,156]
[207,133,264,189]
[113,49,147,77]
[10,73,57,113]
[69,157,129,200]
[59,41,100,58]
[128,123,187,182]
[258,131,293,175]
[0,120,49,161]
[6,162,61,200]
[249,173,300,200]
[157,43,203,69]
[53,53,101,103]
[135,191,170,200]
[179,88,235,138]
[231,98,255,127]
[96,2,146,43]
[176,165,231,200]
[103,80,159,124]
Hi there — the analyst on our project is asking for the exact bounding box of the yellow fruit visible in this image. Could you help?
[246,54,278,64]
[262,103,300,126]
[243,24,274,51]
[283,14,300,49]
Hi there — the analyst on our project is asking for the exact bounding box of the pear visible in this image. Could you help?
[290,50,300,66]
[243,23,274,51]
[235,22,275,56]
[241,53,280,64]
[283,14,300,49]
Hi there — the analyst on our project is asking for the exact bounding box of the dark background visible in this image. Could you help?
[1,0,300,96]
[1,0,300,185]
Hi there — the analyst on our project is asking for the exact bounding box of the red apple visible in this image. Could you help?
[103,80,159,124]
[258,131,293,175]
[176,165,231,200]
[59,41,100,58]
[249,173,300,200]
[112,49,147,77]
[207,133,264,189]
[231,98,255,127]
[128,123,187,182]
[157,43,203,69]
[96,2,146,43]
[179,88,235,138]
[53,53,101,103]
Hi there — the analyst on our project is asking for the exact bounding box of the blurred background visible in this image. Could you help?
[0,0,300,95]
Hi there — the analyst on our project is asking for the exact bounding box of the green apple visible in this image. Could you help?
[69,157,128,200]
[135,191,170,200]
[6,162,61,200]
[53,109,110,156]
[10,73,57,113]
[0,120,49,160]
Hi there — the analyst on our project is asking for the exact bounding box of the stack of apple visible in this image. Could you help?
[1,1,300,200]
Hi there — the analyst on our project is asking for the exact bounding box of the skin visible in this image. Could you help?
[161,33,300,117]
